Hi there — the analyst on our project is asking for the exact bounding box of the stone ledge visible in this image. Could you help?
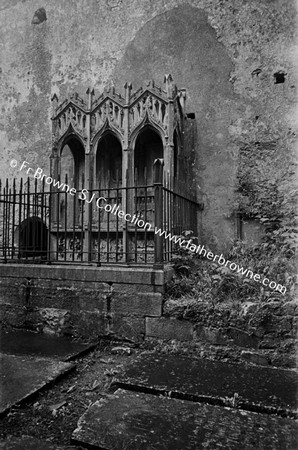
[0,263,172,286]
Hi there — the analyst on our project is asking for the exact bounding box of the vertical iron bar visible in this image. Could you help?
[47,176,52,262]
[153,159,164,267]
[115,170,119,263]
[3,182,7,262]
[96,189,101,267]
[144,167,148,264]
[72,176,76,262]
[88,183,93,263]
[18,179,23,259]
[33,176,37,261]
[64,174,68,261]
[7,187,11,260]
[80,172,84,262]
[134,168,138,263]
[4,180,9,261]
[106,170,110,263]
[56,175,60,262]
[40,177,45,260]
[26,178,30,261]
[0,180,2,259]
[11,179,16,259]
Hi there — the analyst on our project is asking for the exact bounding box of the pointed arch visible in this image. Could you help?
[56,123,86,156]
[133,126,164,187]
[91,118,124,152]
[130,112,167,150]
[18,217,48,258]
[95,130,123,189]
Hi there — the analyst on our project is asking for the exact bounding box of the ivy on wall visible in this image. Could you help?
[234,140,297,298]
[166,136,297,304]
[236,141,297,241]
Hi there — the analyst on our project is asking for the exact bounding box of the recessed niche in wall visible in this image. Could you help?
[274,72,286,84]
[236,215,264,246]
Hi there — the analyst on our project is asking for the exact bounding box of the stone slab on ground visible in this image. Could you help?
[0,329,95,361]
[113,353,298,414]
[72,388,298,450]
[0,436,58,449]
[0,353,75,416]
[0,436,79,450]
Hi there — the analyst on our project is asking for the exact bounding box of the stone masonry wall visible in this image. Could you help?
[0,264,170,342]
[0,263,296,368]
[160,298,298,368]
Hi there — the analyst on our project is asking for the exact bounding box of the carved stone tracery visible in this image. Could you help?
[51,75,186,152]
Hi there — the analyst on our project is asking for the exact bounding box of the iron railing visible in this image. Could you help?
[0,168,203,266]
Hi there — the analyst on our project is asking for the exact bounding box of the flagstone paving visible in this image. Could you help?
[72,388,298,450]
[1,334,297,449]
[112,353,298,414]
[0,353,74,416]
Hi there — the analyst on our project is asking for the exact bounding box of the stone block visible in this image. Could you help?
[0,278,25,306]
[0,304,27,328]
[111,293,162,317]
[112,283,156,294]
[241,351,270,366]
[71,310,107,338]
[145,317,193,341]
[227,327,259,349]
[30,280,109,312]
[194,325,228,345]
[110,315,145,342]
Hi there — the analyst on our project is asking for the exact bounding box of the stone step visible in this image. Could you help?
[112,353,298,416]
[72,388,298,450]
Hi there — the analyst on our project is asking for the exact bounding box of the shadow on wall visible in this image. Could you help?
[113,4,235,117]
[113,4,239,250]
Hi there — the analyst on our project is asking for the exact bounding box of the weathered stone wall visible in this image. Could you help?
[161,298,298,368]
[0,262,296,367]
[0,0,296,250]
[0,264,170,341]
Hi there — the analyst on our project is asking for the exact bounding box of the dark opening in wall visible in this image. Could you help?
[32,7,47,25]
[252,68,261,77]
[274,72,286,84]
[186,113,195,119]
[18,217,48,258]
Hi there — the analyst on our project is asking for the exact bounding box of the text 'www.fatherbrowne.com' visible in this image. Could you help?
[14,160,287,294]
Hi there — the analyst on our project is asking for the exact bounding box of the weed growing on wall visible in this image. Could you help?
[235,141,297,296]
[165,231,295,304]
